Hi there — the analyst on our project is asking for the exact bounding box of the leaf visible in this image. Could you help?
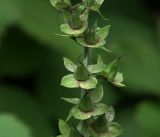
[0,0,19,35]
[92,103,109,116]
[111,72,126,87]
[90,0,104,11]
[97,55,104,64]
[61,74,79,88]
[50,0,71,10]
[136,101,160,137]
[107,122,123,137]
[0,114,30,137]
[79,76,98,89]
[98,46,112,53]
[90,84,104,103]
[49,0,56,7]
[88,64,106,73]
[0,86,52,137]
[61,98,80,104]
[114,72,124,83]
[97,25,111,40]
[61,22,88,36]
[58,119,70,135]
[67,107,91,121]
[105,107,115,122]
[63,57,76,72]
[67,104,109,121]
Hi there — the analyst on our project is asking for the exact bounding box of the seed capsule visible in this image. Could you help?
[85,22,98,45]
[79,92,94,112]
[93,114,108,133]
[106,59,119,81]
[69,11,82,29]
[74,62,89,81]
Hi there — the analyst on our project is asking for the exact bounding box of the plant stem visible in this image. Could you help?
[84,47,89,65]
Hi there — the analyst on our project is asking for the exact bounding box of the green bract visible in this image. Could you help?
[50,0,71,10]
[83,0,104,11]
[77,25,110,49]
[99,58,126,87]
[67,103,109,121]
[57,119,82,137]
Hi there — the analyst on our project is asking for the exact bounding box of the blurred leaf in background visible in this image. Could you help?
[0,0,160,137]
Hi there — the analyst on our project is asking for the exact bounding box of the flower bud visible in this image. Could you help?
[93,114,108,133]
[74,62,89,81]
[69,11,82,29]
[69,126,82,137]
[79,92,94,112]
[85,22,98,45]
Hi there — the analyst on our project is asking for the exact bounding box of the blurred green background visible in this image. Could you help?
[0,0,160,137]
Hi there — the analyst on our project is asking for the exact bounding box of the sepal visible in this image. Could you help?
[61,97,80,104]
[67,103,109,121]
[50,0,71,10]
[63,57,77,72]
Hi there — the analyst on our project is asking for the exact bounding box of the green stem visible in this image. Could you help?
[84,47,89,65]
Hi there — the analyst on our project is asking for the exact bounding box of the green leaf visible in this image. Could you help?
[107,122,123,137]
[67,103,109,121]
[97,55,104,64]
[61,21,88,36]
[63,57,76,72]
[61,74,79,88]
[67,107,92,121]
[105,107,115,122]
[97,25,111,40]
[50,0,71,10]
[0,114,30,137]
[0,86,52,137]
[92,103,110,116]
[50,0,57,7]
[88,64,106,73]
[90,84,104,103]
[90,0,104,11]
[136,101,160,137]
[98,46,112,53]
[111,72,126,87]
[58,119,70,135]
[105,59,119,80]
[61,98,80,105]
[79,76,98,89]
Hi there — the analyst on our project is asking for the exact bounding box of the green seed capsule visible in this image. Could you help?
[69,127,82,137]
[85,22,98,45]
[69,11,82,29]
[79,92,94,112]
[74,62,89,81]
[106,59,119,80]
[93,114,108,133]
